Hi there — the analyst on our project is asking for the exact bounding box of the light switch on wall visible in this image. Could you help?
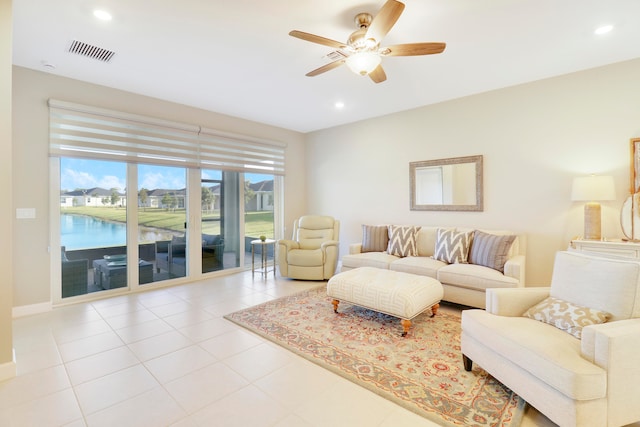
[16,208,36,219]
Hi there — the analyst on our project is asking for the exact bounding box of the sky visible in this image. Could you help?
[60,158,270,191]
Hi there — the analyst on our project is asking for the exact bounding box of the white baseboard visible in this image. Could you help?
[0,350,16,382]
[12,301,52,318]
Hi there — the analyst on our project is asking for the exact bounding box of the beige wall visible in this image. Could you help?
[306,58,640,285]
[1,0,15,376]
[12,66,307,307]
[11,56,640,305]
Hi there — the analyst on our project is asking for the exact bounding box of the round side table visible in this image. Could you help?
[251,239,276,279]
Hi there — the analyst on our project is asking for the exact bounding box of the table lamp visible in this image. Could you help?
[571,175,615,240]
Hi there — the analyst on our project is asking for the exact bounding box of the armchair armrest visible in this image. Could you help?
[278,239,300,251]
[580,319,640,426]
[321,240,339,250]
[503,254,526,285]
[485,287,550,316]
[277,239,300,277]
[322,240,340,279]
[349,243,363,254]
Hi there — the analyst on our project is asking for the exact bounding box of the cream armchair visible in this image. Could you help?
[461,251,640,427]
[278,215,340,280]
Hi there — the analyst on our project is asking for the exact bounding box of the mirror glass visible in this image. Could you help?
[410,155,483,211]
[622,138,640,240]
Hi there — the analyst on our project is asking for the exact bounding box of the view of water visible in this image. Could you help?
[61,214,176,250]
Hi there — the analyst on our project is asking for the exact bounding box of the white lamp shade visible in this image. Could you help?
[345,52,382,76]
[571,175,615,201]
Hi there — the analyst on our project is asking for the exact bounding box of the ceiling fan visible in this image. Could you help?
[289,0,446,83]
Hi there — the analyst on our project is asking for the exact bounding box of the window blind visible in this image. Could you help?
[49,99,286,175]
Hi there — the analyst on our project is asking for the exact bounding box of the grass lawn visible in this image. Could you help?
[61,207,274,237]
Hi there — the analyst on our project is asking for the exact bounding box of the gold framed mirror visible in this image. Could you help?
[410,155,483,211]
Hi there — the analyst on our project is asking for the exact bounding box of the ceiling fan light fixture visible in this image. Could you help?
[346,51,381,76]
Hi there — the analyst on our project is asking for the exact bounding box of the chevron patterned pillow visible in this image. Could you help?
[434,228,474,264]
[387,225,421,257]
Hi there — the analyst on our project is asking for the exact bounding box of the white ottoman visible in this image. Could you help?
[327,266,444,336]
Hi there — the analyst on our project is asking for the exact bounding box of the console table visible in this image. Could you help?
[570,239,640,260]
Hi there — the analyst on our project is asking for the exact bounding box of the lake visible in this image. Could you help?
[61,214,177,250]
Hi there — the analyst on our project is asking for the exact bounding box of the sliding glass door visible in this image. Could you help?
[58,157,259,299]
[201,169,240,273]
[244,173,275,267]
[138,164,187,283]
[60,158,128,297]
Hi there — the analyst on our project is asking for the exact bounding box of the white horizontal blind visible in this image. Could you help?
[49,99,286,175]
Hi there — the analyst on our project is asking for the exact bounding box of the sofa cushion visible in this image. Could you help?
[461,309,606,400]
[437,263,519,290]
[389,256,445,279]
[387,225,421,257]
[434,228,473,264]
[202,233,222,246]
[288,248,323,267]
[341,252,399,270]
[522,296,611,339]
[469,231,516,273]
[415,227,439,257]
[361,225,389,253]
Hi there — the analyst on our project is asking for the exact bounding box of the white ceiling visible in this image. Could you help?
[12,0,640,133]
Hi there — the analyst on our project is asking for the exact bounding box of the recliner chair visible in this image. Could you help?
[277,215,339,280]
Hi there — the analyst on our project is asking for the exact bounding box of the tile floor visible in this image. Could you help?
[3,271,563,426]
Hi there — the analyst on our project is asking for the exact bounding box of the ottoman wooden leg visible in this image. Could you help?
[430,303,440,317]
[331,299,340,313]
[401,319,411,337]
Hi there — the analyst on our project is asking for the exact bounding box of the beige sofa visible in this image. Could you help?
[461,251,640,427]
[340,225,525,308]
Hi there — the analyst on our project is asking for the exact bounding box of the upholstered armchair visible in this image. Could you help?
[61,246,89,297]
[155,234,224,277]
[461,250,640,427]
[202,233,224,273]
[278,215,340,280]
[155,235,187,277]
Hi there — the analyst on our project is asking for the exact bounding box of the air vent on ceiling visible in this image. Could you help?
[68,40,115,62]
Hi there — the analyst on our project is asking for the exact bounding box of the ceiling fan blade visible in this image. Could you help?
[368,65,387,83]
[382,42,446,56]
[305,59,346,77]
[289,30,347,50]
[365,0,405,44]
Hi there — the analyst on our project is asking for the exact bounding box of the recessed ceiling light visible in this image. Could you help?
[93,10,112,21]
[334,101,345,109]
[594,25,613,35]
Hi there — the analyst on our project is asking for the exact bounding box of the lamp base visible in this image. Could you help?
[584,202,602,240]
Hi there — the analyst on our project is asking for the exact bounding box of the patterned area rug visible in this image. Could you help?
[224,286,525,426]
